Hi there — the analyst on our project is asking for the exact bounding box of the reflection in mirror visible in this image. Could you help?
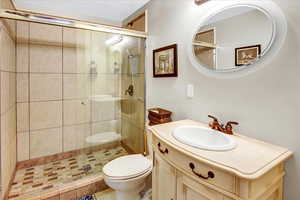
[193,6,274,71]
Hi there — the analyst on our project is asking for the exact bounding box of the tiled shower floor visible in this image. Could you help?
[8,146,128,200]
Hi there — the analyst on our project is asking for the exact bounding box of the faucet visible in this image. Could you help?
[208,115,239,135]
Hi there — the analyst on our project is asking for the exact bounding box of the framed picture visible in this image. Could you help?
[153,44,178,77]
[235,45,261,66]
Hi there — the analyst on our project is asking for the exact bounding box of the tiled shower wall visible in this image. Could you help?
[16,21,120,162]
[0,0,15,9]
[0,19,17,199]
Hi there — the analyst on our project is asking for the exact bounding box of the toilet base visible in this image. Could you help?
[115,183,145,200]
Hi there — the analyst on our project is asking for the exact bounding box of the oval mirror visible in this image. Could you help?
[188,2,287,78]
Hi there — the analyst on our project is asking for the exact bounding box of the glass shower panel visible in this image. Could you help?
[88,32,146,154]
[9,19,146,199]
[62,27,92,153]
[119,36,146,154]
[57,26,146,183]
[88,31,122,149]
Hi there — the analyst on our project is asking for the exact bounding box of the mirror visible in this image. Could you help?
[191,5,275,73]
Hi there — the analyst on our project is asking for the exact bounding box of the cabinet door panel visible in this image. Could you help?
[177,172,223,200]
[152,152,176,200]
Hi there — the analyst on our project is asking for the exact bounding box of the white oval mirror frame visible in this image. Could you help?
[187,0,287,79]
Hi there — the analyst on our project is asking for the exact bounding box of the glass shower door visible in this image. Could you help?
[89,31,146,154]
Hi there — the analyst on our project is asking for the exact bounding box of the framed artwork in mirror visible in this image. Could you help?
[235,45,261,66]
[153,44,178,77]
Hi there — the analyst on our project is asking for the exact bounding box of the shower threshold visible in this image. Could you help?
[7,146,128,200]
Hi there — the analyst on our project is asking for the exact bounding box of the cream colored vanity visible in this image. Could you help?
[149,120,292,200]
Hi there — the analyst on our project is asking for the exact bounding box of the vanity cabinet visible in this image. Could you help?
[153,149,234,200]
[176,171,232,200]
[152,153,176,200]
[150,120,292,200]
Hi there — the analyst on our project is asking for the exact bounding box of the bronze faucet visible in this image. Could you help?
[208,115,239,135]
[208,115,224,132]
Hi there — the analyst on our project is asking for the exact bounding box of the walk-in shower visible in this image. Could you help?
[0,9,146,200]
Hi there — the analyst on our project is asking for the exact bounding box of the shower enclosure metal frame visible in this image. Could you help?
[0,7,148,154]
[0,9,147,38]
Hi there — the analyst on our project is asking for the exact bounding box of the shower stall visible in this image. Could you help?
[0,10,146,200]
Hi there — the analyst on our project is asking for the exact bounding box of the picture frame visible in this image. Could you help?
[153,44,178,77]
[235,45,261,66]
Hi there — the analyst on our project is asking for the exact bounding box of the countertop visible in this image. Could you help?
[148,120,293,179]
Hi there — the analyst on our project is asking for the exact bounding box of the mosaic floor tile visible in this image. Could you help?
[8,146,128,200]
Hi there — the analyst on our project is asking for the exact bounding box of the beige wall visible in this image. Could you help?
[16,22,121,161]
[146,0,300,199]
[0,18,16,199]
[0,0,15,9]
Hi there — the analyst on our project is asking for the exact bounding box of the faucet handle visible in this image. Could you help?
[208,115,223,131]
[208,115,218,122]
[226,121,239,126]
[224,121,239,135]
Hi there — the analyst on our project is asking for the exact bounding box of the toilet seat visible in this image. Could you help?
[104,166,152,180]
[103,154,152,180]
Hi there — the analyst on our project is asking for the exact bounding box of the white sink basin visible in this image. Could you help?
[172,126,236,151]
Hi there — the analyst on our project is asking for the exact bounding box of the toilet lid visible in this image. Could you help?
[103,154,152,179]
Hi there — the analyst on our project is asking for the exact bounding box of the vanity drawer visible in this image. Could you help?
[153,135,236,194]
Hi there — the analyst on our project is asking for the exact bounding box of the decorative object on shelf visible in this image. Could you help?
[195,0,209,5]
[235,45,261,66]
[153,44,178,77]
[148,108,172,126]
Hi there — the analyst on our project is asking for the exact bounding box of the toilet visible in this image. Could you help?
[102,126,153,200]
[103,127,153,200]
[103,154,152,200]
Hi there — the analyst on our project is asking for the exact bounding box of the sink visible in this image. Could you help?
[172,126,237,151]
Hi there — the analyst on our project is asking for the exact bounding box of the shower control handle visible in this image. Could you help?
[125,84,134,96]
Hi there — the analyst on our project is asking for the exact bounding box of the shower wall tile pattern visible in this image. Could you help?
[16,22,121,162]
[0,18,17,199]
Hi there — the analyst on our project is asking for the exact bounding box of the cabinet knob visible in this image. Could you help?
[189,162,215,180]
[158,142,168,154]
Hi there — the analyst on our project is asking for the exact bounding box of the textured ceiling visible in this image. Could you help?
[13,0,150,26]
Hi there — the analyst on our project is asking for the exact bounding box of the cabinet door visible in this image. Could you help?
[152,152,177,200]
[177,172,224,200]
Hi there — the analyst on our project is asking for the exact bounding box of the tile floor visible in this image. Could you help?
[8,146,128,200]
